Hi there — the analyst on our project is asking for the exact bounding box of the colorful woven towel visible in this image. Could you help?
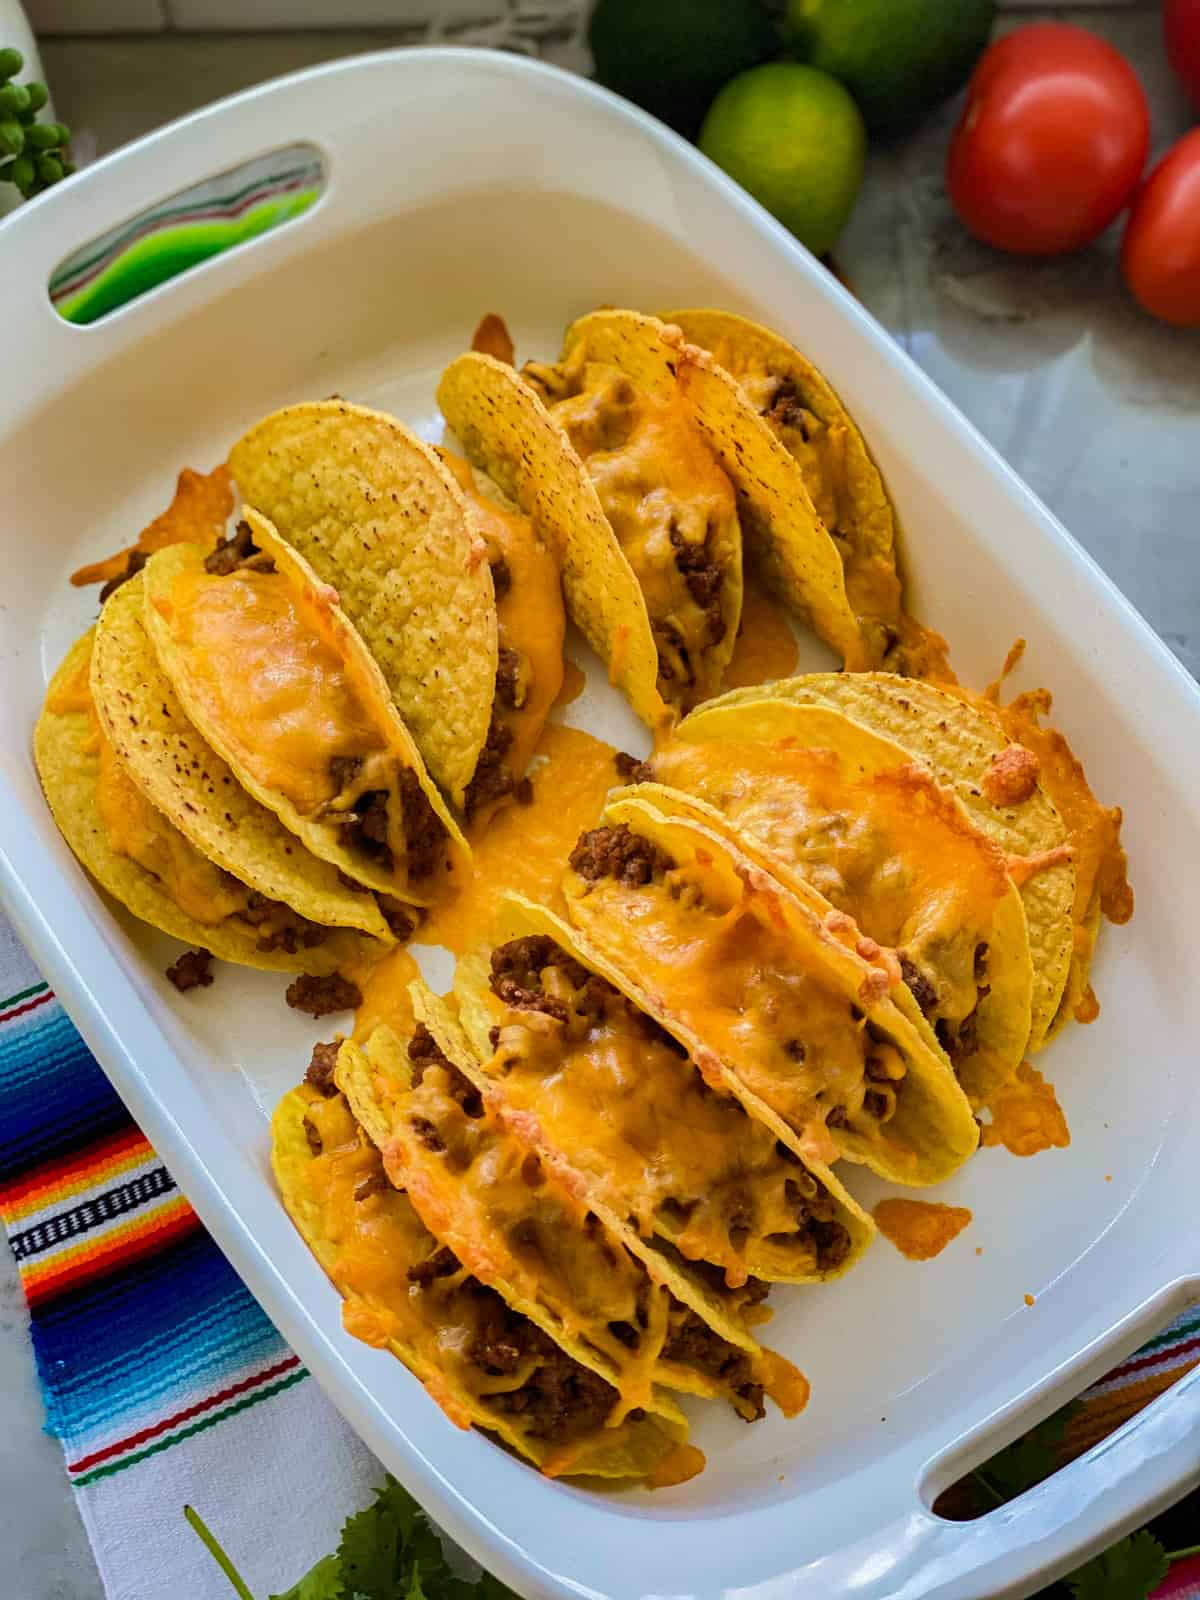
[0,906,1196,1598]
[0,916,379,1600]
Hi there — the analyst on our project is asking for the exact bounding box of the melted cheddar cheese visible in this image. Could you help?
[439,450,565,797]
[486,972,838,1289]
[158,566,385,815]
[873,1198,972,1261]
[538,360,737,703]
[723,581,800,690]
[420,724,618,956]
[652,736,1008,1037]
[570,851,907,1167]
[93,722,252,927]
[376,1053,668,1420]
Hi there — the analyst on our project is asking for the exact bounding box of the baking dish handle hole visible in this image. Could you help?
[46,142,325,327]
[923,1282,1200,1523]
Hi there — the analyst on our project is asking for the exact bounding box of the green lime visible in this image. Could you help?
[784,0,995,138]
[589,0,777,139]
[699,63,865,257]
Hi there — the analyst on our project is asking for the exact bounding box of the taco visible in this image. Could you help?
[650,698,1035,1106]
[437,350,667,731]
[273,1078,699,1484]
[36,631,373,973]
[142,510,467,907]
[228,400,498,813]
[563,795,979,1186]
[436,449,565,820]
[91,573,392,943]
[711,674,1080,1052]
[665,309,902,665]
[441,311,745,718]
[455,895,872,1303]
[339,984,808,1425]
[530,309,880,671]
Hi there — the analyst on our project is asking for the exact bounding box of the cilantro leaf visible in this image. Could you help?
[1066,1531,1170,1600]
[976,1402,1081,1503]
[271,1552,343,1600]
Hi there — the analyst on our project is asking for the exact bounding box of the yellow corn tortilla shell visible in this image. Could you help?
[565,794,979,1187]
[36,632,369,973]
[142,512,467,903]
[712,674,1074,1052]
[455,894,873,1302]
[437,351,667,733]
[656,697,1035,1105]
[91,573,390,942]
[272,1083,690,1482]
[666,309,900,663]
[228,400,498,812]
[563,309,865,669]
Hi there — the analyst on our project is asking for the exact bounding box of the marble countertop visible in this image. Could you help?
[3,7,1195,1597]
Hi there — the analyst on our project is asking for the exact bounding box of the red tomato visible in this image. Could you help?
[1165,0,1200,112]
[946,23,1150,257]
[1121,129,1200,328]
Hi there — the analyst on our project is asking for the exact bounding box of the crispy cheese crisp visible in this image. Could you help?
[71,464,234,591]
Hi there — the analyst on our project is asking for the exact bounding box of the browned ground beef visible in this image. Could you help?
[398,770,445,879]
[652,619,690,685]
[898,954,939,1018]
[329,754,364,793]
[305,1039,341,1095]
[285,972,362,1018]
[783,1174,852,1271]
[765,382,810,439]
[166,948,213,992]
[663,1308,763,1421]
[378,898,417,942]
[407,1244,460,1285]
[353,1168,389,1202]
[204,519,257,575]
[472,1301,615,1441]
[515,777,534,806]
[495,646,523,710]
[99,547,148,604]
[463,713,515,820]
[407,1023,483,1118]
[568,823,675,886]
[239,891,329,954]
[409,1115,445,1153]
[613,751,654,784]
[489,556,511,600]
[670,525,726,646]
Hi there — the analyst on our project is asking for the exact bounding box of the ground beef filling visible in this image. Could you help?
[327,761,446,882]
[305,1039,341,1095]
[764,380,812,440]
[494,646,525,711]
[568,823,675,886]
[285,972,362,1018]
[165,948,213,992]
[669,522,726,649]
[407,1023,484,1119]
[237,887,330,954]
[899,954,939,1019]
[204,518,258,575]
[613,751,654,785]
[469,1297,616,1442]
[463,712,515,821]
[663,1308,763,1421]
[99,546,148,604]
[488,940,851,1272]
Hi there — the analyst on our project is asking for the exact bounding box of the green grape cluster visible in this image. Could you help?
[0,47,73,201]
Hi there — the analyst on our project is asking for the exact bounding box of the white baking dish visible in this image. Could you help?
[2,48,1198,1600]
